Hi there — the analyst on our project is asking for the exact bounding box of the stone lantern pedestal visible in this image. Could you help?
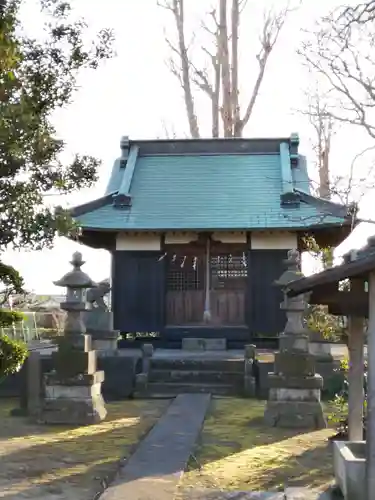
[83,280,119,352]
[38,252,107,425]
[264,250,326,429]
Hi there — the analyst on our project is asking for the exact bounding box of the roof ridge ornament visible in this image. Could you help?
[113,144,139,209]
[119,136,130,168]
[289,133,299,166]
[280,141,300,208]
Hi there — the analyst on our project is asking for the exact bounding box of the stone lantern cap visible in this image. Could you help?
[274,249,303,287]
[54,251,97,289]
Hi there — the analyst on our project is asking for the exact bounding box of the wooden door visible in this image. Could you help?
[209,251,247,326]
[166,252,205,325]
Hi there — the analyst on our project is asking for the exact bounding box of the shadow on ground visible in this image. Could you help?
[0,399,170,499]
[181,399,336,493]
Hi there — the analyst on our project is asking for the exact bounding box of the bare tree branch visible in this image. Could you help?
[158,0,295,137]
[235,3,296,136]
[340,1,375,28]
[192,9,221,137]
[299,5,375,140]
[299,90,336,199]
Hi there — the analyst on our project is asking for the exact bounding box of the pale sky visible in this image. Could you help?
[3,0,375,294]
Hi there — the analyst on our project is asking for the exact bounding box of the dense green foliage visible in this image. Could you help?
[0,309,23,327]
[307,304,345,342]
[328,358,368,439]
[0,334,28,382]
[0,0,113,322]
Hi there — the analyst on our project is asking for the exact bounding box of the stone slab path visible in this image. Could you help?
[100,393,211,500]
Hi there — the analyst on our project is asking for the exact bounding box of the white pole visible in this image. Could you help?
[366,271,375,499]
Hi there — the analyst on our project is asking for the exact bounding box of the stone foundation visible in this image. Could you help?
[39,372,107,425]
[264,400,326,428]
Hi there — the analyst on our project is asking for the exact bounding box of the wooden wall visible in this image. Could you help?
[111,248,288,342]
[248,249,288,336]
[112,251,166,332]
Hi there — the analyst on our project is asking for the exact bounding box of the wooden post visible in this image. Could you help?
[203,236,211,323]
[366,270,375,499]
[348,280,365,441]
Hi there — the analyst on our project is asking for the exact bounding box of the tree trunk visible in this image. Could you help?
[219,0,232,137]
[174,0,200,138]
[231,0,240,131]
[212,44,221,137]
[318,120,332,199]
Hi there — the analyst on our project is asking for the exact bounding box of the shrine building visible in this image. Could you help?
[70,134,352,348]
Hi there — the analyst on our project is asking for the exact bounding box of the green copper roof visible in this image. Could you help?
[71,136,350,231]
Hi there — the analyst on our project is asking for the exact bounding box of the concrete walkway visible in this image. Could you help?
[100,394,211,500]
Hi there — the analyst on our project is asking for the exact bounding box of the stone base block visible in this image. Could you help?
[182,338,227,351]
[267,373,323,390]
[269,387,321,402]
[39,374,107,425]
[52,348,97,378]
[57,334,92,352]
[93,339,118,351]
[88,329,119,352]
[45,370,105,386]
[333,441,366,500]
[45,382,103,400]
[264,400,326,429]
[279,333,309,352]
[274,352,315,377]
[309,341,335,362]
[39,395,107,425]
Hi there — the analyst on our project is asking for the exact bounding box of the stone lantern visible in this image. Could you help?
[39,251,107,425]
[263,249,326,429]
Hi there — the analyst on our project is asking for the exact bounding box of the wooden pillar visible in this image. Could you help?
[348,280,365,441]
[203,236,211,323]
[366,270,375,499]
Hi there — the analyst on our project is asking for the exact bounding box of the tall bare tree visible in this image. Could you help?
[300,90,335,200]
[158,0,296,138]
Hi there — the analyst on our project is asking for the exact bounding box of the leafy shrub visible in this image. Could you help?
[0,335,28,384]
[328,357,367,440]
[0,309,25,328]
[307,304,345,342]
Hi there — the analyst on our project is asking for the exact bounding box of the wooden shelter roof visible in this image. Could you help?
[285,236,375,317]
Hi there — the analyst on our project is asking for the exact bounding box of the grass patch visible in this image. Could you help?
[0,398,169,499]
[179,399,336,494]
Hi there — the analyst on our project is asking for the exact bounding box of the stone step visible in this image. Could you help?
[182,338,227,351]
[151,358,244,373]
[150,369,244,385]
[139,381,238,397]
